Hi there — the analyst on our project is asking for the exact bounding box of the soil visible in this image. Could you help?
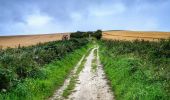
[67,48,114,100]
[50,47,114,100]
[49,55,85,100]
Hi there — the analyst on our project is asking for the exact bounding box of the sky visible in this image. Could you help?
[0,0,170,36]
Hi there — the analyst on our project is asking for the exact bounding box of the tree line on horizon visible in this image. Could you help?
[70,30,102,40]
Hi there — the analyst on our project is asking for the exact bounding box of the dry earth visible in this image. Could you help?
[102,30,170,41]
[0,33,69,49]
[50,47,114,100]
[68,48,114,100]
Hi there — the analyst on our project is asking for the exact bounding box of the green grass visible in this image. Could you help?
[91,49,98,72]
[0,38,89,92]
[62,48,93,98]
[0,44,90,100]
[99,40,169,100]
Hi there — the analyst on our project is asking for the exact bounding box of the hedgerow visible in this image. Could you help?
[70,30,102,39]
[0,38,89,92]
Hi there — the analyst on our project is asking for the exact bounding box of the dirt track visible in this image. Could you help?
[49,55,85,100]
[68,48,114,100]
[50,47,114,100]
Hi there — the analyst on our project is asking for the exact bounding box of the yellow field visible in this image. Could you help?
[102,30,170,41]
[0,33,69,49]
[1,30,170,49]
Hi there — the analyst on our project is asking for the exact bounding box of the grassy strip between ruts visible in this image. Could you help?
[91,48,98,72]
[62,47,93,98]
[0,44,91,100]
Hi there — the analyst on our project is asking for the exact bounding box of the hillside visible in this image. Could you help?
[0,33,69,49]
[102,30,170,41]
[1,30,170,49]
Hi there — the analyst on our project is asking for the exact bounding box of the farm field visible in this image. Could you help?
[0,30,169,100]
[0,33,69,49]
[1,30,170,49]
[102,30,170,41]
[1,0,170,99]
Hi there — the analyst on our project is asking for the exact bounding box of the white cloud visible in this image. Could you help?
[26,14,52,27]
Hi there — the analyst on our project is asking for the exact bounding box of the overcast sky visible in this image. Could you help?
[0,0,170,36]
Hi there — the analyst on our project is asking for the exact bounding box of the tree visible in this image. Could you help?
[93,30,102,40]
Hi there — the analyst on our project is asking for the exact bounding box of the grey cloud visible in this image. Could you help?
[0,0,170,35]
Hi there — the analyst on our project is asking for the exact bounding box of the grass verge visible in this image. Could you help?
[99,40,169,100]
[0,44,91,100]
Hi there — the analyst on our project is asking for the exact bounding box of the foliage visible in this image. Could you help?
[0,44,90,100]
[70,31,86,38]
[0,38,89,91]
[70,30,102,40]
[92,30,102,40]
[99,39,170,100]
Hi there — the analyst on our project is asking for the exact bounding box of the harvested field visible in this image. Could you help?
[0,33,69,49]
[102,30,170,41]
[1,30,170,49]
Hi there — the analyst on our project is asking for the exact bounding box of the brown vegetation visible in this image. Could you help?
[102,30,170,41]
[1,30,170,49]
[0,33,69,49]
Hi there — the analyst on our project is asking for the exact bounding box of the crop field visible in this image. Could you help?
[102,30,170,41]
[0,30,169,100]
[0,33,69,49]
[1,30,170,49]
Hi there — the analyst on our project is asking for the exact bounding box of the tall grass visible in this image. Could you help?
[0,38,90,99]
[99,39,170,100]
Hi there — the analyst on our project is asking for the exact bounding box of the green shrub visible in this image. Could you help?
[0,38,89,91]
[70,30,102,40]
[0,42,90,100]
[92,30,102,40]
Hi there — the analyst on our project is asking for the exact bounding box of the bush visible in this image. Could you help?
[70,30,102,40]
[92,30,102,40]
[0,38,89,91]
[0,65,17,90]
[70,31,85,38]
